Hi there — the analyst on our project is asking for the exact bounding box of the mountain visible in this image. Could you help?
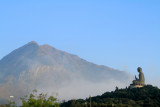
[0,41,132,102]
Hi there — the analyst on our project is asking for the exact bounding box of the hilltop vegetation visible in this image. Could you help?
[61,85,160,107]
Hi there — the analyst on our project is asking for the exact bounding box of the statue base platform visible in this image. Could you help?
[129,84,145,89]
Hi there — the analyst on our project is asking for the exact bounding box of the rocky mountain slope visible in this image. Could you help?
[0,41,132,102]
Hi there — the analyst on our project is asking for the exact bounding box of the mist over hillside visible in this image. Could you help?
[0,41,133,103]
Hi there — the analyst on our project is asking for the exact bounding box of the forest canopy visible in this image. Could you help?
[61,85,160,107]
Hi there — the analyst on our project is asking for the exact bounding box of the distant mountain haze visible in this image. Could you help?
[0,41,132,103]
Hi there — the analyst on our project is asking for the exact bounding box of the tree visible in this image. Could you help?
[20,89,60,107]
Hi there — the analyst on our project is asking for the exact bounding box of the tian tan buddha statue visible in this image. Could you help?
[130,67,145,88]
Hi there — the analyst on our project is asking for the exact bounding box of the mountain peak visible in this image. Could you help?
[42,44,53,48]
[28,41,39,45]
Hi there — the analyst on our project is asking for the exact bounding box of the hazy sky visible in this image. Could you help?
[0,1,160,87]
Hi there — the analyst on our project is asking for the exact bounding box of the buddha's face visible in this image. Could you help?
[137,67,142,72]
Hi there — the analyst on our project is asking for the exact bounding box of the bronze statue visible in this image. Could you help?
[132,67,145,85]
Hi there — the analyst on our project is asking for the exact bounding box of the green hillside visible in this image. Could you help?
[61,85,160,107]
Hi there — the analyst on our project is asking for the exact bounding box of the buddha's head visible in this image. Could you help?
[137,67,142,73]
